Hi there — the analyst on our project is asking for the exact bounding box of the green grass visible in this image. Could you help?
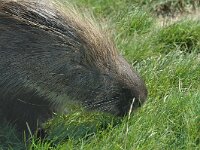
[1,0,200,149]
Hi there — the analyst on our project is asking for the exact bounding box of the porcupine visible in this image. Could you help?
[0,0,147,132]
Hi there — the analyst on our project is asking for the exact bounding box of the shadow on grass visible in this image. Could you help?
[41,111,121,146]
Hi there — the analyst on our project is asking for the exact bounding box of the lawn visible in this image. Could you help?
[1,0,200,149]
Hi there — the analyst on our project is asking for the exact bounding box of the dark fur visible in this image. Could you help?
[0,0,147,132]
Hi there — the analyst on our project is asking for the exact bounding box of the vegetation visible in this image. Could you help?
[1,0,200,149]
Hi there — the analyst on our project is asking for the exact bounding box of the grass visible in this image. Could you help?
[1,0,200,149]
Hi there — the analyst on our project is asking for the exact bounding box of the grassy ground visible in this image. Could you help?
[1,0,200,149]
